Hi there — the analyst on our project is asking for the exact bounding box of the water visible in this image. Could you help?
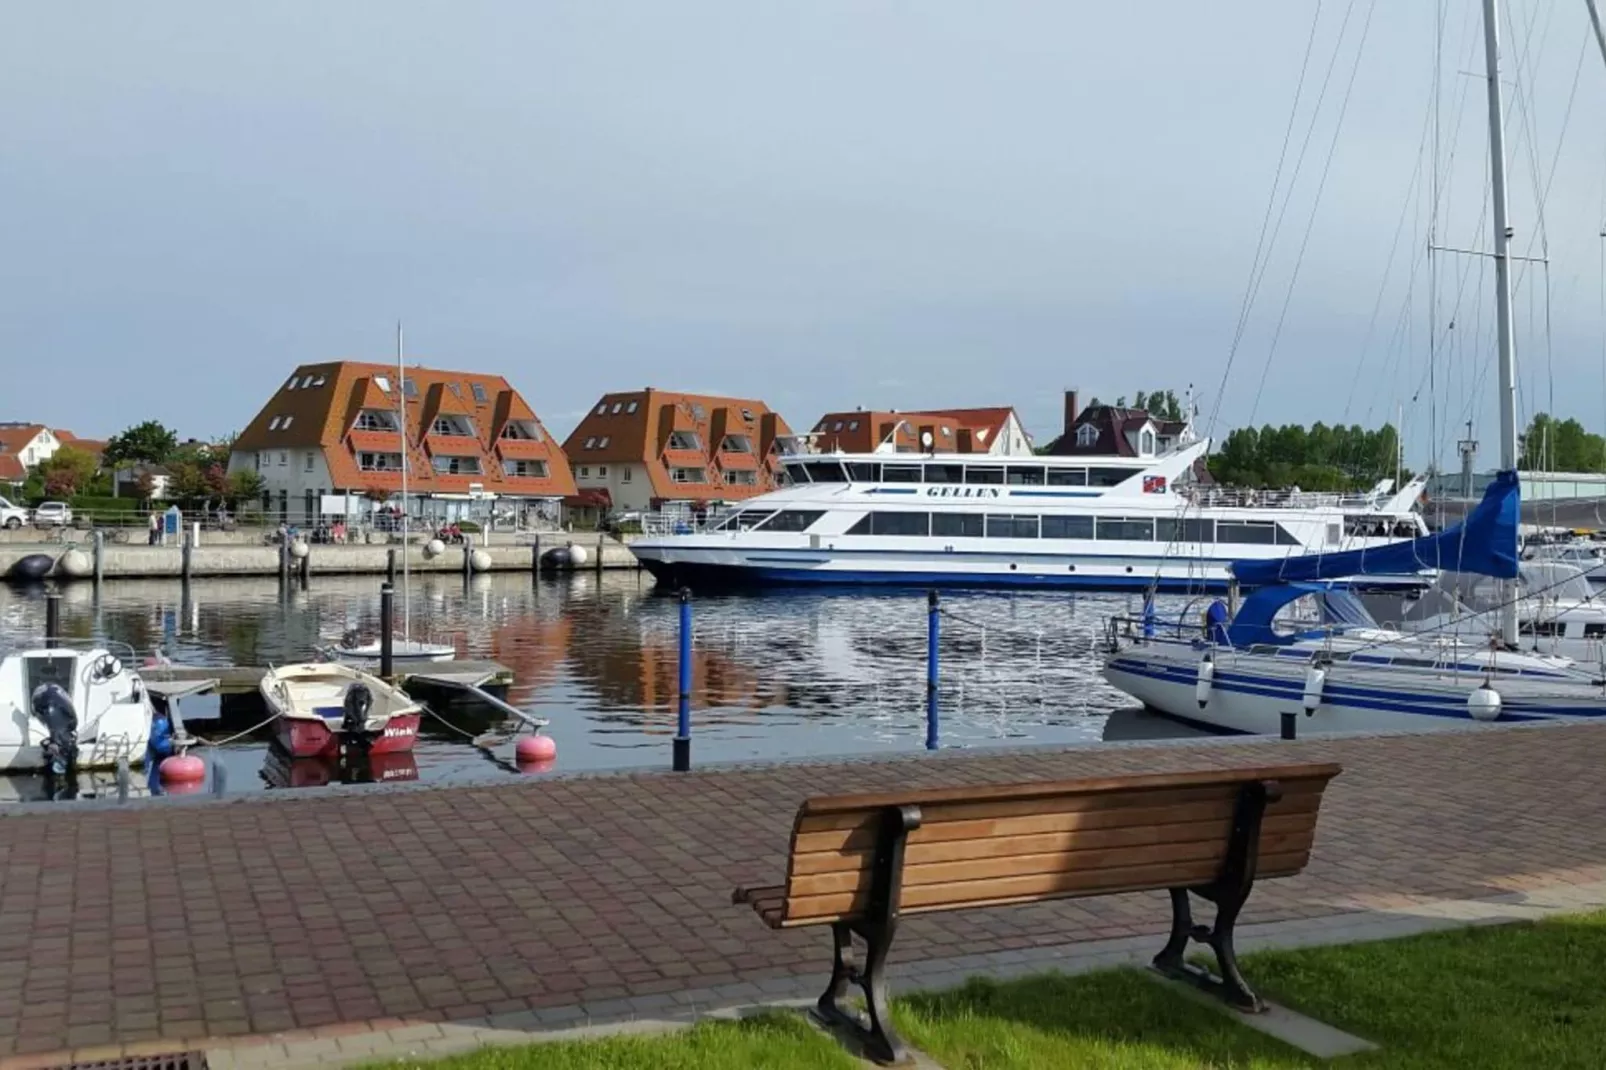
[0,573,1209,800]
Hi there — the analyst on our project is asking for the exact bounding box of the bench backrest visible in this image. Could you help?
[771,763,1341,927]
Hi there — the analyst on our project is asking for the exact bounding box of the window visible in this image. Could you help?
[471,383,488,404]
[720,434,753,453]
[848,419,860,431]
[282,415,294,429]
[924,463,964,484]
[803,461,847,483]
[1274,524,1301,546]
[304,454,314,472]
[432,417,472,436]
[670,467,707,484]
[1007,465,1044,485]
[579,467,589,477]
[932,512,984,537]
[740,407,753,421]
[622,467,632,483]
[714,510,776,531]
[508,460,548,478]
[611,402,623,414]
[1041,515,1094,539]
[375,376,392,392]
[1097,517,1154,541]
[846,462,880,482]
[1088,467,1131,487]
[403,380,418,399]
[727,469,758,485]
[1520,621,1564,638]
[1218,521,1276,545]
[447,383,462,398]
[598,465,607,476]
[940,426,953,437]
[1184,518,1215,543]
[668,431,702,451]
[300,376,315,389]
[1047,467,1088,487]
[986,514,1039,539]
[1075,424,1099,447]
[286,377,298,390]
[597,436,610,449]
[268,417,281,431]
[311,375,326,387]
[278,452,287,466]
[596,402,608,415]
[758,510,824,533]
[1139,428,1156,455]
[355,410,399,432]
[1327,523,1343,545]
[626,400,639,414]
[858,512,930,536]
[258,452,267,470]
[1585,623,1606,639]
[584,437,597,449]
[832,421,844,432]
[432,456,482,475]
[882,464,921,483]
[783,462,809,484]
[965,466,1004,485]
[357,452,401,471]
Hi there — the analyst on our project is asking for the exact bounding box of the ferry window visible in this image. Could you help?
[1274,524,1301,546]
[759,510,825,533]
[1586,623,1606,639]
[1088,467,1131,487]
[1218,521,1276,545]
[803,461,847,483]
[1182,518,1215,543]
[1046,468,1088,487]
[1096,517,1154,541]
[986,514,1040,539]
[924,463,964,484]
[1006,465,1044,486]
[869,511,929,536]
[882,464,921,483]
[784,463,809,484]
[1041,515,1094,539]
[846,462,880,482]
[715,510,774,531]
[965,466,1005,485]
[1518,621,1564,638]
[931,512,984,537]
[1327,523,1342,545]
[1154,518,1179,543]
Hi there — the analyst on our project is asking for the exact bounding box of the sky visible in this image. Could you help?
[2,2,1603,470]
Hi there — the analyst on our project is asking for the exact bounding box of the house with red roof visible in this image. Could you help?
[807,406,1034,456]
[1040,390,1196,459]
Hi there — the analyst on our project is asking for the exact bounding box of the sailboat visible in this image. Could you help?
[326,325,455,665]
[1101,0,1606,734]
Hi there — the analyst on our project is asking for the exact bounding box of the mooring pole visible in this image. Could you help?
[278,539,290,585]
[1281,711,1297,741]
[530,534,541,573]
[181,530,193,583]
[380,582,395,680]
[93,530,104,588]
[673,587,692,772]
[44,592,61,648]
[298,544,311,583]
[926,589,940,750]
[463,534,474,580]
[387,548,397,585]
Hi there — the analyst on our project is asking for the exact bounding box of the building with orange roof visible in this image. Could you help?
[228,361,575,524]
[0,423,66,471]
[561,389,792,517]
[806,406,1035,456]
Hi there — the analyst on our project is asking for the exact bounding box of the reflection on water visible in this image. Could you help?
[0,573,1208,799]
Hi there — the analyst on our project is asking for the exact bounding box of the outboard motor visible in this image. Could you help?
[31,683,78,776]
[341,683,375,741]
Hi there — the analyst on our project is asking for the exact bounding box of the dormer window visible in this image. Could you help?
[471,383,488,404]
[356,410,400,432]
[403,380,418,399]
[1076,424,1099,448]
[668,431,702,451]
[431,416,475,437]
[375,376,392,393]
[1139,428,1156,455]
[500,421,540,441]
[720,434,752,453]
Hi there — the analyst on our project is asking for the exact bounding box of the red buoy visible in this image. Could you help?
[159,753,206,792]
[515,734,557,764]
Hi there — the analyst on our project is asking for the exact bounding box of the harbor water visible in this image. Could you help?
[0,572,1209,802]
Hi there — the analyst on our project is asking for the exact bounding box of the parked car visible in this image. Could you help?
[32,502,73,528]
[0,496,27,530]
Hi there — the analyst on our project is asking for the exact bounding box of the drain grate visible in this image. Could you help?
[62,1052,208,1070]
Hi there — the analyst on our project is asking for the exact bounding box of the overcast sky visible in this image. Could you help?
[3,2,1603,468]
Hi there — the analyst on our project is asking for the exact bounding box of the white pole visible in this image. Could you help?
[1587,0,1606,72]
[1481,0,1520,645]
[398,323,411,645]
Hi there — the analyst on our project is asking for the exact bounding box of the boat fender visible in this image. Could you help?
[1302,665,1326,715]
[1195,654,1214,709]
[1467,683,1502,722]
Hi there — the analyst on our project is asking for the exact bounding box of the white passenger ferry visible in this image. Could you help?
[628,441,1429,591]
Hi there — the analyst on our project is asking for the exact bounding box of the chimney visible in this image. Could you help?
[1063,390,1079,435]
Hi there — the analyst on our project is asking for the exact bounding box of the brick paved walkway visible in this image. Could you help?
[3,722,1606,1063]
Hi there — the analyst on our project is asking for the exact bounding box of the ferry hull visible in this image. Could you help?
[636,555,1231,592]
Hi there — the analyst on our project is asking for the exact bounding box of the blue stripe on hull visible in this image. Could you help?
[639,561,1229,593]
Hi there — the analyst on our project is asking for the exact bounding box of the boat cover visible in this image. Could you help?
[1231,469,1519,586]
[1224,583,1376,648]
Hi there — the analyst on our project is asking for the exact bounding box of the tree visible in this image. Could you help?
[1206,419,1408,490]
[103,421,177,467]
[36,446,98,498]
[168,461,208,504]
[226,469,263,508]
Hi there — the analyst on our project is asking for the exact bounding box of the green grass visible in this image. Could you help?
[368,1012,856,1070]
[374,910,1606,1068]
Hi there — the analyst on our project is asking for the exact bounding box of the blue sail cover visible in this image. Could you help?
[1224,583,1376,647]
[1230,469,1519,586]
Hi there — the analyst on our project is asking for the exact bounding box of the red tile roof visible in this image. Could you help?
[808,407,1022,454]
[0,454,25,482]
[0,425,48,455]
[231,361,576,498]
[563,389,792,503]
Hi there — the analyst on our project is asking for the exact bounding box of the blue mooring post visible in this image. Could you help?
[926,589,940,750]
[673,587,692,771]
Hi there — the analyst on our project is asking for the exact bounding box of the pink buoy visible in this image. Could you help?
[516,734,557,764]
[159,753,206,790]
[517,758,556,775]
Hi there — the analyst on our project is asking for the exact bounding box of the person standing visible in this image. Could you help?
[147,511,160,546]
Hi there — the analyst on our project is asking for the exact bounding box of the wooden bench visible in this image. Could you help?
[733,762,1341,1063]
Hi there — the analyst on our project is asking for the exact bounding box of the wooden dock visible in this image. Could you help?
[142,659,515,696]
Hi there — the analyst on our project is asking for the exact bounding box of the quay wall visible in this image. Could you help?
[0,535,640,580]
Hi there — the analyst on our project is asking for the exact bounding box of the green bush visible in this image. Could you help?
[456,520,482,534]
[68,496,139,513]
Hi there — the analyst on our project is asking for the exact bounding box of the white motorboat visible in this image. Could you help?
[0,640,153,772]
[260,662,422,759]
[324,630,456,664]
[629,440,1429,592]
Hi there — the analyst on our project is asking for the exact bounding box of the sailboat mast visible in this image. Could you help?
[1587,0,1606,72]
[398,323,411,645]
[1480,0,1519,645]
